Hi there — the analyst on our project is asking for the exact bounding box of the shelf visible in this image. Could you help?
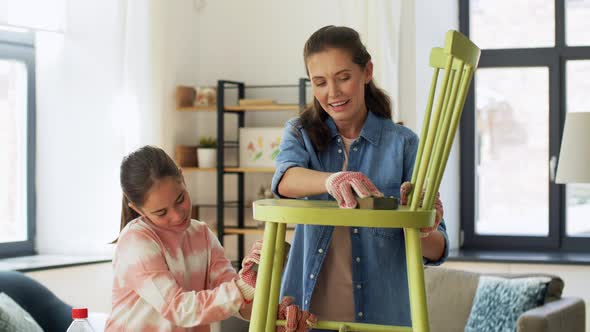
[181,167,216,172]
[224,104,299,111]
[182,167,275,173]
[224,226,295,235]
[177,105,216,112]
[177,80,307,261]
[193,202,257,208]
[224,167,275,173]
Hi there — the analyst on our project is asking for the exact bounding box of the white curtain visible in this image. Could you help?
[117,0,167,152]
[0,0,66,33]
[339,0,402,121]
[34,0,167,255]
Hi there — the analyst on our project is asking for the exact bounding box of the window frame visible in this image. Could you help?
[459,0,590,252]
[0,29,36,258]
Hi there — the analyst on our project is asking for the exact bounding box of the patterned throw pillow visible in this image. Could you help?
[464,276,550,332]
[0,292,43,332]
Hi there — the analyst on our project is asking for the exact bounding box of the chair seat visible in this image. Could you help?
[253,199,435,228]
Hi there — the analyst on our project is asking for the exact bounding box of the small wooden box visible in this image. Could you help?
[175,86,196,107]
[175,145,198,167]
[356,197,399,210]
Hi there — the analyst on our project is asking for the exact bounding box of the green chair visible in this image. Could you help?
[249,30,480,332]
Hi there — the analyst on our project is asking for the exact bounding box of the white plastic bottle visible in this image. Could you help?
[66,308,95,332]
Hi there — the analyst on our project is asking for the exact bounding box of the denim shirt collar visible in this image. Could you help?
[325,110,383,146]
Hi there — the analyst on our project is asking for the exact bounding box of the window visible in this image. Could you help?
[459,0,590,251]
[0,28,36,258]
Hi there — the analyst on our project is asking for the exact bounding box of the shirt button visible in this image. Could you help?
[356,257,361,263]
[318,248,324,254]
[309,274,315,279]
[353,147,358,151]
[337,138,341,142]
[353,228,359,233]
[338,149,342,153]
[358,312,363,317]
[357,284,362,289]
[305,299,308,304]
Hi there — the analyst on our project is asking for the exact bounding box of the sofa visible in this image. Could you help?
[0,269,248,332]
[0,268,584,332]
[425,267,585,332]
[0,270,109,331]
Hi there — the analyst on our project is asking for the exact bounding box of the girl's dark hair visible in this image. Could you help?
[301,25,392,151]
[114,145,181,242]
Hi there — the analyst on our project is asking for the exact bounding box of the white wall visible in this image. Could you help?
[26,262,113,312]
[34,0,462,256]
[182,0,407,248]
[34,0,204,255]
[35,0,126,255]
[31,1,590,330]
[414,0,460,250]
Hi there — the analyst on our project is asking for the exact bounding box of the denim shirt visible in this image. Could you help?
[271,111,449,327]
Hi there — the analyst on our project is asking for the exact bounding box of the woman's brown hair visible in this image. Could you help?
[301,25,392,151]
[114,145,181,242]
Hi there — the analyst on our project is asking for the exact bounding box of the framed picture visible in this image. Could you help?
[239,127,283,168]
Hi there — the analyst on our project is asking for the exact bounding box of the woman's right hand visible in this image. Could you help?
[277,297,317,332]
[325,171,383,208]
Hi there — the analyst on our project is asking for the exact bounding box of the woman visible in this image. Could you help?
[271,25,448,328]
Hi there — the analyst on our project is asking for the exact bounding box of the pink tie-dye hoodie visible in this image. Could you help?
[105,218,251,331]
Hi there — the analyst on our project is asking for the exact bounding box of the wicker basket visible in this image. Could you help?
[175,145,198,167]
[175,86,196,108]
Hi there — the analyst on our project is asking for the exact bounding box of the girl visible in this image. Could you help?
[271,26,447,329]
[106,145,313,331]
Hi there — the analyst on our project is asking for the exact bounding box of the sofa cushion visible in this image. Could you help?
[0,292,43,332]
[498,273,563,303]
[464,276,550,332]
[0,271,72,332]
[425,267,481,332]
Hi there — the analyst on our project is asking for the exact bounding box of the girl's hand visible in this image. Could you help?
[277,297,317,332]
[325,171,383,208]
[236,240,262,301]
[237,240,291,302]
[400,182,444,237]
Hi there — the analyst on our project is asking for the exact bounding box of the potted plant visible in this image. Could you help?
[197,136,217,168]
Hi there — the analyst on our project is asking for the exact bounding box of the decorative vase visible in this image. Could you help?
[197,148,217,168]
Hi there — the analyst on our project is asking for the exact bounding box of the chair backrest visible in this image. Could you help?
[409,30,481,211]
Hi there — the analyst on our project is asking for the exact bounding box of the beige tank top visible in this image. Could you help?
[309,136,355,321]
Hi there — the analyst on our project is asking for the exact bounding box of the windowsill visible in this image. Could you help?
[0,254,112,272]
[448,249,590,265]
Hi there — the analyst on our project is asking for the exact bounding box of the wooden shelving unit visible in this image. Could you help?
[224,104,299,112]
[181,167,217,172]
[178,79,309,261]
[183,167,275,173]
[224,167,275,173]
[177,105,216,112]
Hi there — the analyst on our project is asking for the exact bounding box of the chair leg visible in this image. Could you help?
[265,223,287,331]
[404,227,430,332]
[249,222,278,332]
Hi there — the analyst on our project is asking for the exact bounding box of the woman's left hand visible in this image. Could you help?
[277,297,317,332]
[400,182,444,237]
